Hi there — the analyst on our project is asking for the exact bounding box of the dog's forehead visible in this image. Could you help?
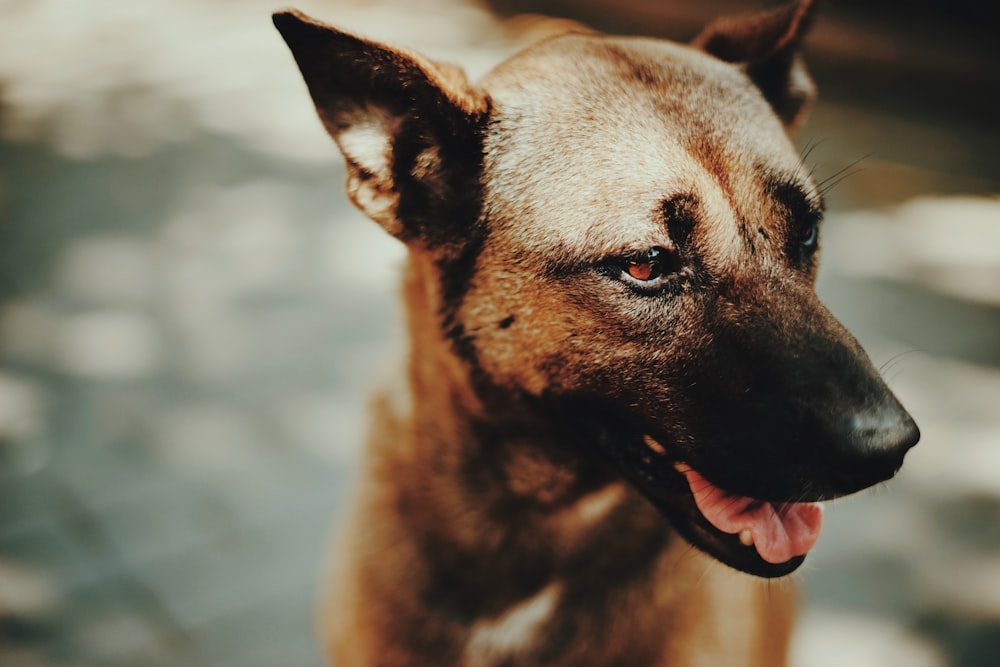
[479,34,812,267]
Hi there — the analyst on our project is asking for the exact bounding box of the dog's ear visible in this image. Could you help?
[692,0,818,132]
[273,10,488,249]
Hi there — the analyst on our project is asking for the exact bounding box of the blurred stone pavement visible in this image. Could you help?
[0,1,997,666]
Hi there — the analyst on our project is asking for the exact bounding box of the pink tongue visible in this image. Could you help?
[682,468,823,564]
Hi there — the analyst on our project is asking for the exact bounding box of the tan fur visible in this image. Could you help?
[272,2,917,665]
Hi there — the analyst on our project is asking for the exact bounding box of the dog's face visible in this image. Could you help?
[275,0,919,578]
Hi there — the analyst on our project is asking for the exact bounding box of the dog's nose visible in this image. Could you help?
[836,405,920,484]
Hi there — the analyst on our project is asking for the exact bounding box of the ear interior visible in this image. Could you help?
[273,10,488,245]
[693,0,818,132]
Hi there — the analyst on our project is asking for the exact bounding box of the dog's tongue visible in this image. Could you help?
[681,468,823,564]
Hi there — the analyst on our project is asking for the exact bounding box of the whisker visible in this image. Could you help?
[799,137,825,166]
[691,555,714,590]
[819,168,866,195]
[878,349,920,375]
[795,137,826,184]
[816,152,874,189]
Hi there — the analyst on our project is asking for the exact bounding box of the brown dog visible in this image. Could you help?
[273,2,919,665]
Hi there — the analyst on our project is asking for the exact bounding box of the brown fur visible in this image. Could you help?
[272,2,918,665]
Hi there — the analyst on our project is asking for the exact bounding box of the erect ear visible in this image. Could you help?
[273,10,489,251]
[693,0,819,132]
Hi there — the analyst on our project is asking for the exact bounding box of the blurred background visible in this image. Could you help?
[0,0,997,665]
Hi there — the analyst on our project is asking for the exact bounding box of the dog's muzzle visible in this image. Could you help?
[574,392,918,579]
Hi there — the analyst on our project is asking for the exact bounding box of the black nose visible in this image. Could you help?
[835,404,920,486]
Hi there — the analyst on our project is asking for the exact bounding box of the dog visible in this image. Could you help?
[273,2,919,665]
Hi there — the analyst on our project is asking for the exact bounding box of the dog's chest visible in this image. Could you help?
[457,550,786,667]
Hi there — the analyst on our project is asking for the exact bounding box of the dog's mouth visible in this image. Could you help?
[599,427,826,578]
[672,456,823,568]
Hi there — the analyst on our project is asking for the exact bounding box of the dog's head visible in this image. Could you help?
[274,0,919,578]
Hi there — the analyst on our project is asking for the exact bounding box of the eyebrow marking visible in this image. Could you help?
[761,174,826,267]
[660,193,699,247]
[762,174,825,226]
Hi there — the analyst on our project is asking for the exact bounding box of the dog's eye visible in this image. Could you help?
[614,247,681,291]
[626,253,662,281]
[801,219,820,251]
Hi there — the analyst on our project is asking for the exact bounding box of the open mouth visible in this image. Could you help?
[562,399,841,578]
[605,431,827,578]
[673,460,823,566]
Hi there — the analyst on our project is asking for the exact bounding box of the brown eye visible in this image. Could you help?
[614,247,680,292]
[625,247,671,281]
[626,255,661,281]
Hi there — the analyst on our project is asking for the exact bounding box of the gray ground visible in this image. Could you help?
[0,1,998,665]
